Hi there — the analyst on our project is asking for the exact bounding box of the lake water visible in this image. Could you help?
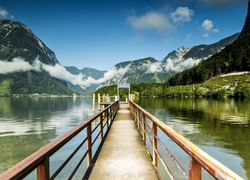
[0,96,95,177]
[0,97,249,179]
[134,97,250,179]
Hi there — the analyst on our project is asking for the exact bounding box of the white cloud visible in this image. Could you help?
[201,19,219,37]
[163,57,201,72]
[0,8,14,19]
[0,57,130,88]
[127,11,174,33]
[127,7,194,40]
[79,66,130,87]
[170,7,194,23]
[42,63,86,86]
[201,19,213,31]
[0,58,41,74]
[41,62,129,87]
[142,61,163,73]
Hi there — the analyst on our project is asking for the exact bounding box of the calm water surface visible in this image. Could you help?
[0,96,95,177]
[0,97,249,179]
[134,97,250,179]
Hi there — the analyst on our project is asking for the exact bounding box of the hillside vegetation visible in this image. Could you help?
[166,34,250,86]
[95,74,250,98]
[0,71,73,96]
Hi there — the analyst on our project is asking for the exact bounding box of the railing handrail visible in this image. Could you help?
[129,100,243,180]
[0,101,119,180]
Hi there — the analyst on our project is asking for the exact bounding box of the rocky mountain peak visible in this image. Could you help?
[163,46,191,61]
[0,20,59,65]
[0,20,31,33]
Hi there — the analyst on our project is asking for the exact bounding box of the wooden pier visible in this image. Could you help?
[88,103,159,179]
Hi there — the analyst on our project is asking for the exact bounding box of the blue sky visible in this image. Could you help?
[0,0,248,70]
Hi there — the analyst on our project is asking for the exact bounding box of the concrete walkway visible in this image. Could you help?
[89,103,159,180]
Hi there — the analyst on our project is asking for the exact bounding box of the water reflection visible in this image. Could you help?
[135,97,250,179]
[0,97,94,173]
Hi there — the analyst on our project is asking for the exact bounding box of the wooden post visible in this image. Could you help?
[87,124,92,167]
[110,105,113,121]
[106,108,109,128]
[135,107,137,123]
[98,93,101,111]
[92,94,95,114]
[189,157,201,180]
[99,113,103,142]
[142,113,146,143]
[137,108,140,130]
[129,94,133,102]
[103,94,106,102]
[37,157,50,180]
[152,122,158,167]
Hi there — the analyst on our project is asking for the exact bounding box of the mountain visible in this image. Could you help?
[163,46,192,61]
[0,20,72,95]
[65,66,106,94]
[105,57,171,84]
[183,33,240,60]
[0,20,241,95]
[100,33,239,86]
[65,66,106,79]
[0,20,58,65]
[166,2,250,86]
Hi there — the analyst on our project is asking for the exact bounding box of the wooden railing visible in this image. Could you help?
[129,100,243,180]
[0,101,119,180]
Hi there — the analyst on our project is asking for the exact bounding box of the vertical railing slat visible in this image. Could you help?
[107,108,109,128]
[142,113,146,143]
[37,157,50,180]
[99,113,103,142]
[137,108,140,129]
[152,122,158,167]
[189,157,201,180]
[87,124,92,167]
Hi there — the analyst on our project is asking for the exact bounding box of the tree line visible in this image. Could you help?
[0,71,73,95]
[95,74,250,98]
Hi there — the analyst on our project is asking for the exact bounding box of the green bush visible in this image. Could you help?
[234,84,250,98]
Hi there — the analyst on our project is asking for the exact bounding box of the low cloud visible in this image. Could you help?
[198,0,247,7]
[173,58,201,72]
[170,7,194,24]
[0,8,14,19]
[42,63,86,86]
[163,57,201,72]
[0,56,205,88]
[127,56,202,75]
[0,57,129,88]
[0,58,41,73]
[201,19,219,37]
[143,61,163,73]
[78,65,130,87]
[127,11,174,33]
